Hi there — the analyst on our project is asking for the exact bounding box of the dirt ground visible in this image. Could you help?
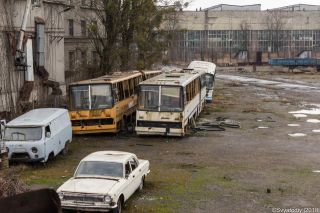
[16,67,320,213]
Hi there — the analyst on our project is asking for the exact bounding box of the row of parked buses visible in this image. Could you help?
[0,61,215,163]
[69,61,216,136]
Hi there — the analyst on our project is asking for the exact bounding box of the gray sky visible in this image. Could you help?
[186,0,320,10]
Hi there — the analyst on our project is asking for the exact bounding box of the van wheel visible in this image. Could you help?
[62,142,69,156]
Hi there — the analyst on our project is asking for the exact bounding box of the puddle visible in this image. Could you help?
[289,109,320,115]
[307,119,320,124]
[292,114,307,118]
[257,119,263,122]
[287,124,300,127]
[312,130,320,133]
[288,133,306,137]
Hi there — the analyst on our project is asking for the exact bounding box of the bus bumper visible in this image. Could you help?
[135,126,184,137]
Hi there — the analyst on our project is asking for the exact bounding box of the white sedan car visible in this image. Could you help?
[57,151,150,213]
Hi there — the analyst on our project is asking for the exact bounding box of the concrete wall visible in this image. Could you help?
[174,10,320,31]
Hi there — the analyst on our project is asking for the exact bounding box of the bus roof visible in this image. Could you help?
[6,108,67,127]
[139,70,204,87]
[188,61,216,75]
[69,70,161,85]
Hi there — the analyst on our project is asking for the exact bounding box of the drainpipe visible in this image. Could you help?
[17,0,32,53]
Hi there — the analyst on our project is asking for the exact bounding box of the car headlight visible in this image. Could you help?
[104,195,112,203]
[58,192,64,200]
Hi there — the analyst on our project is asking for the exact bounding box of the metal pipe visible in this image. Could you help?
[17,0,32,52]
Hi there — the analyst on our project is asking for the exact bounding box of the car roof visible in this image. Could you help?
[6,108,68,127]
[81,151,136,164]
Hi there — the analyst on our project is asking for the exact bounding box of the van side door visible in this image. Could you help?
[44,125,55,157]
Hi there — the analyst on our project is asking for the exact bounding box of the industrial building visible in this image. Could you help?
[168,4,320,65]
[0,0,67,119]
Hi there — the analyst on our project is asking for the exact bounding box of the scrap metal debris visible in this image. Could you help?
[0,168,29,199]
[192,117,240,132]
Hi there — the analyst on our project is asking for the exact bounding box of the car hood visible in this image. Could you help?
[58,178,119,194]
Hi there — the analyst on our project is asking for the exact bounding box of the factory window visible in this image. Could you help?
[81,20,86,36]
[69,51,75,71]
[68,19,74,36]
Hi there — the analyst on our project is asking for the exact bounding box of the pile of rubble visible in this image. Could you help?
[0,168,29,199]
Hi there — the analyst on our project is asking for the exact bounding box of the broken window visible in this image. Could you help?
[68,19,74,36]
[81,20,86,36]
[81,50,87,65]
[69,51,75,70]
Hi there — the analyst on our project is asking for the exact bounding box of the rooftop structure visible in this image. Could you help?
[203,4,261,11]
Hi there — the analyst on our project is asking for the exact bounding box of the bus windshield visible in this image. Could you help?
[138,85,159,110]
[70,84,113,110]
[139,85,182,112]
[204,74,214,89]
[160,86,182,112]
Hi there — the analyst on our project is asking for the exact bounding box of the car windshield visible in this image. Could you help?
[160,86,183,112]
[75,161,123,178]
[4,127,42,141]
[138,85,160,111]
[70,84,113,110]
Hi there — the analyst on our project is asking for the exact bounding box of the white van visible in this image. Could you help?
[4,108,72,163]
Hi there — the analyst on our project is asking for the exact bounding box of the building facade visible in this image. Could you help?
[63,0,99,86]
[168,5,320,65]
[0,0,67,119]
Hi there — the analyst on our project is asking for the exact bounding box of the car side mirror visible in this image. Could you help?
[46,132,51,138]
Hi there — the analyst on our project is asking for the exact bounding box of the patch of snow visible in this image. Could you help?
[312,130,320,133]
[292,114,307,118]
[289,109,320,115]
[287,124,300,127]
[288,133,306,137]
[307,119,320,124]
[312,170,320,173]
[257,126,269,129]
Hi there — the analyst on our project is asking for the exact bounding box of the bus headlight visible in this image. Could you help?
[104,195,112,203]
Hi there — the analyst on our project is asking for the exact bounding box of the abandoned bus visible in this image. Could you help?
[188,61,216,103]
[135,69,206,136]
[69,70,161,134]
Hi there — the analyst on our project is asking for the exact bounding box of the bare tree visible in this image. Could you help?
[266,10,286,54]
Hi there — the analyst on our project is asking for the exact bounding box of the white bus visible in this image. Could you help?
[188,61,216,103]
[135,69,206,136]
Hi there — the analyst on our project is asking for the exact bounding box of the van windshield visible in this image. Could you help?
[4,127,43,141]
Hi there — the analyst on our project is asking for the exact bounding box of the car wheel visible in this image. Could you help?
[139,176,145,191]
[113,198,122,213]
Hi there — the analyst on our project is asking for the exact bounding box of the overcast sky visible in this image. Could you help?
[186,0,320,10]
